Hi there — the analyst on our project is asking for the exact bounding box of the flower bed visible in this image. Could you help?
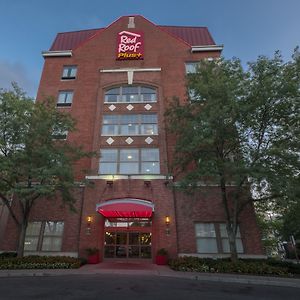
[0,254,84,269]
[169,256,300,277]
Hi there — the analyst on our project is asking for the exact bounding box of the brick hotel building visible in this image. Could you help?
[0,16,264,261]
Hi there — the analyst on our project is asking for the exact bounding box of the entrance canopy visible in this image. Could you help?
[96,198,154,218]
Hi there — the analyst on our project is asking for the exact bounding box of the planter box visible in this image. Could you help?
[155,255,168,265]
[87,253,100,264]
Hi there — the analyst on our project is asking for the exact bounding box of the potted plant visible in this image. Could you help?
[85,247,100,264]
[155,248,168,265]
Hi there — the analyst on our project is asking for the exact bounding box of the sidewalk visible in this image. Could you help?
[1,262,300,288]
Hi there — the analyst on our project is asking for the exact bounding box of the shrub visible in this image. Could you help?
[168,256,296,277]
[0,256,83,270]
[157,248,168,256]
[0,252,17,259]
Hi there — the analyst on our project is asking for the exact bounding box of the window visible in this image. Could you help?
[102,114,158,136]
[52,128,68,140]
[195,223,218,253]
[185,62,200,74]
[219,224,244,253]
[104,85,157,103]
[195,223,244,254]
[188,88,202,102]
[185,58,214,74]
[24,221,64,252]
[61,65,77,80]
[99,148,160,174]
[57,91,73,107]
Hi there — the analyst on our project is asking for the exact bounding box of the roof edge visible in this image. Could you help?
[191,45,223,52]
[42,50,72,57]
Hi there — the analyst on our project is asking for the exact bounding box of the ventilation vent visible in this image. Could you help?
[128,16,135,28]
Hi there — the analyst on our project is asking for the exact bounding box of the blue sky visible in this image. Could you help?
[0,0,299,97]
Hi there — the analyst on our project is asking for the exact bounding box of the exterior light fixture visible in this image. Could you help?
[106,180,113,186]
[165,216,171,235]
[144,180,151,187]
[86,216,92,235]
[165,216,170,225]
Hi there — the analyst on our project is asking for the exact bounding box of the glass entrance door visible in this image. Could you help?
[105,231,152,259]
[104,218,152,259]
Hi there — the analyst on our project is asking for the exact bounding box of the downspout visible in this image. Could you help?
[77,185,85,257]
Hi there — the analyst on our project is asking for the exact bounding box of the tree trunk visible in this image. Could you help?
[219,173,238,262]
[17,220,28,258]
[227,224,238,262]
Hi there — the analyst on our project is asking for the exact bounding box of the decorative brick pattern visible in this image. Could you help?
[144,104,152,110]
[126,104,134,111]
[145,137,153,144]
[108,104,116,111]
[106,137,114,145]
[125,137,134,144]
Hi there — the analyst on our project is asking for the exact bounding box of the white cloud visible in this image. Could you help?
[0,60,38,98]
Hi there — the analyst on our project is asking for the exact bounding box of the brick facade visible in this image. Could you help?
[0,15,264,260]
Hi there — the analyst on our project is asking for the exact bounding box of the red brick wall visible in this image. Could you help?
[78,179,178,260]
[0,189,83,253]
[174,187,264,254]
[0,16,264,258]
[36,16,220,180]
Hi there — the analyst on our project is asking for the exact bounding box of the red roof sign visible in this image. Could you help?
[116,31,144,60]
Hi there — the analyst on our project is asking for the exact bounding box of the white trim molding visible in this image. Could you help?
[96,198,155,212]
[191,45,223,52]
[42,50,73,57]
[24,251,78,257]
[86,175,173,180]
[100,68,161,85]
[100,68,161,73]
[179,253,267,259]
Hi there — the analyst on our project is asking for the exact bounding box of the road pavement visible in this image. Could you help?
[0,273,299,300]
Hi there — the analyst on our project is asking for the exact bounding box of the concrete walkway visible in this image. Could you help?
[0,262,300,289]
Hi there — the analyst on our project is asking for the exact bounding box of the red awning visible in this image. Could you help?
[96,199,154,218]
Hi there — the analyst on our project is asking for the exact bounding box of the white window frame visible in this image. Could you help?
[185,61,200,74]
[57,90,73,107]
[195,223,244,254]
[61,65,77,80]
[24,221,64,252]
[52,129,68,140]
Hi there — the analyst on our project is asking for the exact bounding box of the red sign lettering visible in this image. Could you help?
[116,31,144,60]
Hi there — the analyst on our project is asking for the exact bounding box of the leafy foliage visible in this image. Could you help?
[0,84,92,257]
[166,49,300,260]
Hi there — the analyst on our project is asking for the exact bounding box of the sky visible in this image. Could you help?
[0,0,299,97]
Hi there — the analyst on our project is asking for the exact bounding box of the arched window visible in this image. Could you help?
[104,85,157,103]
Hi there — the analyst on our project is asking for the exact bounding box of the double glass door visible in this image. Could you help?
[104,231,152,259]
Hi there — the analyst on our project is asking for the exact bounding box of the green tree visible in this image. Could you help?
[281,201,300,241]
[166,50,300,261]
[0,84,91,257]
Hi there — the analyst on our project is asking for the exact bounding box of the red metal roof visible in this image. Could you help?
[50,28,103,51]
[49,25,215,51]
[158,26,215,46]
